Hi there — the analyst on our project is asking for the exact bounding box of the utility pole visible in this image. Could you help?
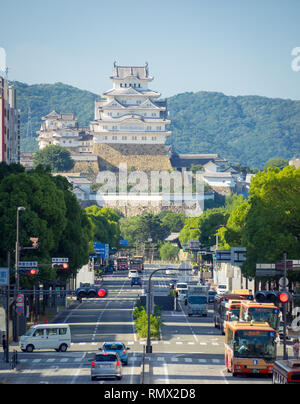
[5,252,10,363]
[283,252,288,360]
[14,206,25,342]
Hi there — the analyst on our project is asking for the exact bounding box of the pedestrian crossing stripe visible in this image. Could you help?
[18,357,223,365]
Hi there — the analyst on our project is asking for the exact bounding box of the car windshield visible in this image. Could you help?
[103,344,123,351]
[247,308,280,330]
[188,296,207,304]
[95,354,118,362]
[234,330,276,360]
[25,326,35,336]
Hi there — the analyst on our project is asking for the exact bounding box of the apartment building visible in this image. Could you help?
[0,76,20,164]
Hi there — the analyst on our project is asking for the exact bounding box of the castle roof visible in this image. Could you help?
[111,63,153,81]
[42,110,76,121]
[103,87,160,98]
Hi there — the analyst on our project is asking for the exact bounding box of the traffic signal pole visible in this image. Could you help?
[283,252,288,360]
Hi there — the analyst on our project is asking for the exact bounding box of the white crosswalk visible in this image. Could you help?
[68,340,221,347]
[18,355,223,366]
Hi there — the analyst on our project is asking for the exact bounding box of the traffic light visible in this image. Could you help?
[97,289,107,298]
[255,290,292,304]
[19,267,39,277]
[278,291,292,304]
[52,263,69,271]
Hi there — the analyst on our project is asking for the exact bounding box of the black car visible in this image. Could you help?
[131,277,142,287]
[208,290,217,303]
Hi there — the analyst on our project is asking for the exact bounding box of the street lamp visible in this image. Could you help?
[146,266,192,354]
[15,206,25,341]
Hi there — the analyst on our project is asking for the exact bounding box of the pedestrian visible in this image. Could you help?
[2,334,7,362]
[293,339,300,359]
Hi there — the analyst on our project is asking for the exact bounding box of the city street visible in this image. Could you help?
[1,266,285,384]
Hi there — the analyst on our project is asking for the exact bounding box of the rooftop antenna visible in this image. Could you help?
[4,67,9,80]
[26,105,33,138]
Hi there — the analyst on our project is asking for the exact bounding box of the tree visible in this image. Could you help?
[264,158,289,171]
[159,211,186,233]
[52,175,92,280]
[0,164,92,285]
[179,208,229,248]
[242,166,300,279]
[120,214,169,246]
[33,145,75,173]
[85,205,121,248]
[160,242,179,261]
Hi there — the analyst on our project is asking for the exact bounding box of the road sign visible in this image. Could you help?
[292,260,300,270]
[0,267,9,286]
[216,250,231,263]
[279,277,289,290]
[255,270,280,277]
[16,294,24,316]
[189,240,200,250]
[52,258,69,263]
[120,239,129,247]
[16,306,24,316]
[16,294,24,304]
[18,261,38,268]
[276,260,293,271]
[231,247,247,266]
[93,243,109,259]
[256,263,282,277]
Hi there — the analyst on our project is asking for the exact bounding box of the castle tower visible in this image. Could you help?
[91,63,172,171]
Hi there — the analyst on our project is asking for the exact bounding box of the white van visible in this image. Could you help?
[20,324,71,353]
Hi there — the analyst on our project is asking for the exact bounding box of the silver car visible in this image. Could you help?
[91,352,122,381]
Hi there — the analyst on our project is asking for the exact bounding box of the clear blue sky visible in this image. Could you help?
[1,0,300,99]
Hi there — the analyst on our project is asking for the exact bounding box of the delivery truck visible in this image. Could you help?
[185,285,209,317]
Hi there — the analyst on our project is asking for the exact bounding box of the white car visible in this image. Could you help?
[217,284,228,295]
[20,324,71,353]
[175,282,188,298]
[128,270,138,279]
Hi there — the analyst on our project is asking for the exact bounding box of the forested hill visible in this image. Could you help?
[12,81,300,169]
[167,91,300,168]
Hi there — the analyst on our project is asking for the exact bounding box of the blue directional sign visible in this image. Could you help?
[120,239,129,247]
[93,242,109,259]
[0,268,9,286]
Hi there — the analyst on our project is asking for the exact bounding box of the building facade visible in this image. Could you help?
[0,77,20,164]
[36,110,93,153]
[90,63,173,172]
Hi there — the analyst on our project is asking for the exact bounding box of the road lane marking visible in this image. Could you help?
[70,352,87,385]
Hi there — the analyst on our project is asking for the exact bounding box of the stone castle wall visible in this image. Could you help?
[93,143,172,172]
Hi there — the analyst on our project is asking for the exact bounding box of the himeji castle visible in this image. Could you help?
[90,62,171,147]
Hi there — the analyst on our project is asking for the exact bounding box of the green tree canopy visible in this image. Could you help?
[85,206,121,248]
[160,242,179,261]
[264,158,289,171]
[33,145,75,173]
[0,164,91,286]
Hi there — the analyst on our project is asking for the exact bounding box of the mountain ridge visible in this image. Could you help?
[11,81,300,169]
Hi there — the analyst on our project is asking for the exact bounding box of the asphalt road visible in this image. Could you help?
[1,265,285,384]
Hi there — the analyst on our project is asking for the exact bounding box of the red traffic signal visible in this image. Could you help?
[53,263,69,270]
[278,292,291,304]
[97,289,107,298]
[29,268,38,276]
